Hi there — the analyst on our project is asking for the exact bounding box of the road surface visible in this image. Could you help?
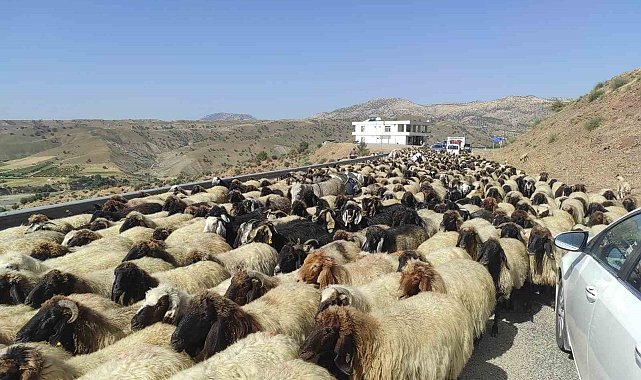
[460,297,579,380]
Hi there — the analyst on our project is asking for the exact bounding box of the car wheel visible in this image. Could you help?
[555,276,571,353]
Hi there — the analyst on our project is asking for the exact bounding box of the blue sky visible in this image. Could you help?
[1,0,639,120]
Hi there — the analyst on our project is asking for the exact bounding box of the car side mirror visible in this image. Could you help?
[554,231,589,251]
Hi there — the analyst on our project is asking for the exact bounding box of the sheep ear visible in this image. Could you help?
[247,278,262,304]
[221,214,230,223]
[9,283,26,304]
[318,263,338,289]
[501,249,511,270]
[418,274,432,292]
[544,240,554,258]
[334,332,355,375]
[203,318,230,358]
[375,238,385,253]
[325,212,336,232]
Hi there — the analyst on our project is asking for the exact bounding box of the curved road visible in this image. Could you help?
[460,296,579,380]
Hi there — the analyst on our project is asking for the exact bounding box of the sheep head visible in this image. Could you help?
[16,296,80,353]
[122,240,177,266]
[499,222,525,243]
[171,291,261,359]
[361,197,382,217]
[339,203,362,232]
[152,227,173,241]
[119,212,156,233]
[362,226,386,253]
[510,210,533,228]
[314,209,337,233]
[61,229,101,248]
[395,250,426,272]
[477,239,510,288]
[482,197,498,212]
[317,285,353,314]
[162,195,187,216]
[224,270,275,306]
[623,196,637,212]
[399,259,443,298]
[111,262,159,306]
[527,225,554,260]
[131,284,186,331]
[0,270,31,305]
[442,210,462,232]
[456,227,481,258]
[298,252,346,289]
[491,210,510,227]
[300,306,355,377]
[0,344,49,380]
[588,211,609,227]
[30,241,69,261]
[275,240,317,275]
[25,270,78,308]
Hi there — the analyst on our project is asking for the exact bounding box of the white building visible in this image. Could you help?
[351,117,431,146]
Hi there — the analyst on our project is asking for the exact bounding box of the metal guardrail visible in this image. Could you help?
[0,154,389,229]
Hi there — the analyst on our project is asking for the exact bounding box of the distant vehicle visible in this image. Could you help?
[446,136,466,155]
[431,143,446,152]
[446,144,460,155]
[554,209,641,380]
[463,143,472,153]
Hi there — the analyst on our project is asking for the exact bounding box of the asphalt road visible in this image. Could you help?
[460,298,579,380]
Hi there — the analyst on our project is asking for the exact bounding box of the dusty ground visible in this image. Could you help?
[482,68,641,194]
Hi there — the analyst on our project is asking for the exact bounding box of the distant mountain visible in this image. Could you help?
[313,95,556,134]
[201,112,256,121]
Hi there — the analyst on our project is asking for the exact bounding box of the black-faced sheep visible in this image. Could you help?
[171,282,318,359]
[361,225,429,253]
[300,294,473,380]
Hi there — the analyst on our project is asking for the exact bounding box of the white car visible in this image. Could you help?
[554,209,641,380]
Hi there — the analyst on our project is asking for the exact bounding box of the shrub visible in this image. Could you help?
[610,77,628,90]
[255,151,268,162]
[550,99,565,112]
[594,82,605,90]
[548,134,557,143]
[588,89,604,102]
[317,158,327,164]
[584,117,604,131]
[297,141,309,153]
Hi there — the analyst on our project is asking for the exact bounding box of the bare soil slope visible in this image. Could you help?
[481,68,641,192]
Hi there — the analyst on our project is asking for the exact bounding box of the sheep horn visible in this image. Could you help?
[57,299,79,323]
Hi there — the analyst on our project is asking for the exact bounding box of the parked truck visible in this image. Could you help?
[446,136,466,155]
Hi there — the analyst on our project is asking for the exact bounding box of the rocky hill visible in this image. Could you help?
[314,95,555,135]
[481,68,641,192]
[201,112,256,121]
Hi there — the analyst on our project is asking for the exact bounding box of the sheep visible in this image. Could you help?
[399,246,472,270]
[15,293,135,354]
[79,344,194,380]
[0,268,39,305]
[171,282,319,359]
[275,239,362,275]
[399,259,496,338]
[0,342,78,380]
[300,293,474,380]
[617,175,632,199]
[263,359,336,380]
[317,272,402,314]
[223,269,282,306]
[291,177,345,205]
[241,219,333,252]
[456,218,500,259]
[43,236,134,274]
[361,224,429,253]
[534,209,575,233]
[24,257,173,308]
[622,195,640,212]
[25,214,73,235]
[28,241,70,261]
[61,229,102,248]
[169,332,299,380]
[111,260,230,305]
[298,252,398,290]
[527,224,563,288]
[415,231,459,256]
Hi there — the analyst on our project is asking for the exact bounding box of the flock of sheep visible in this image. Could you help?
[0,148,638,380]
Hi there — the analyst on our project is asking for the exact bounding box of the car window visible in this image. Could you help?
[588,213,641,273]
[627,258,641,294]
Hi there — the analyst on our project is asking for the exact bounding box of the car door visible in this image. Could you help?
[587,213,641,379]
[564,212,641,378]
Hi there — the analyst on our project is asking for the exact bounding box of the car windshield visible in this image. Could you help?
[448,145,459,149]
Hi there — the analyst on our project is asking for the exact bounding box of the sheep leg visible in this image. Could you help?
[491,302,501,337]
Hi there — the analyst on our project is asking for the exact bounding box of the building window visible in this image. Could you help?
[398,125,403,132]
[384,125,390,132]
[360,126,365,132]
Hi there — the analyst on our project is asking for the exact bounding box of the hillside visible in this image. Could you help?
[314,95,555,135]
[481,68,641,192]
[201,113,256,121]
